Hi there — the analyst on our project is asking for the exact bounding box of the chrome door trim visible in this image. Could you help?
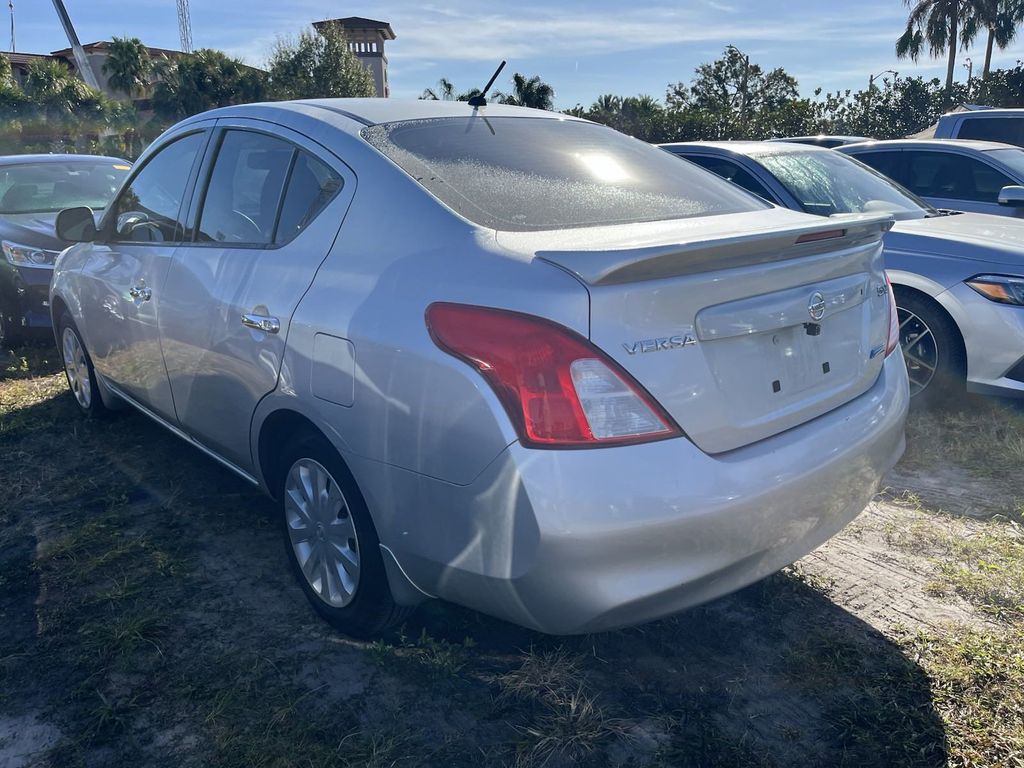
[103,378,260,487]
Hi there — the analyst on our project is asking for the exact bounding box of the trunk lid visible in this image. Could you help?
[498,209,893,454]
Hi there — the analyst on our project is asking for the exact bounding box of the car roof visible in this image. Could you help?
[841,138,1019,152]
[942,106,1024,116]
[0,153,130,166]
[184,98,577,133]
[771,135,870,143]
[661,140,830,156]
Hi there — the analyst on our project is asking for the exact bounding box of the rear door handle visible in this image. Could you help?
[241,313,280,334]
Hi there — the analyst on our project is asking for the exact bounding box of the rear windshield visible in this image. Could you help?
[361,117,767,231]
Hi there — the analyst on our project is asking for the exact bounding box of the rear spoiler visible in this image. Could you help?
[536,213,893,286]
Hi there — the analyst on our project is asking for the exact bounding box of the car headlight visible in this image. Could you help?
[965,274,1024,306]
[2,240,60,269]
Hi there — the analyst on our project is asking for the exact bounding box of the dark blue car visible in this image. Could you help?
[0,154,130,346]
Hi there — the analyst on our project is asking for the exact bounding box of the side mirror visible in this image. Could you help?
[56,206,97,242]
[998,185,1024,207]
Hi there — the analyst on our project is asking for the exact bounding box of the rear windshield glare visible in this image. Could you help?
[361,117,768,231]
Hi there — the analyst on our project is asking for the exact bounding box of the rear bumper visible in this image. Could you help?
[0,263,54,338]
[358,352,909,635]
[940,282,1024,398]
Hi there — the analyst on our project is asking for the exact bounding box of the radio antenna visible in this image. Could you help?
[468,60,506,108]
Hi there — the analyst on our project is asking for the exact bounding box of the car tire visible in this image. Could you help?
[893,289,966,407]
[58,312,107,418]
[277,432,413,638]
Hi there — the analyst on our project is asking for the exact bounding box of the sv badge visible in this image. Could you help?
[623,334,697,355]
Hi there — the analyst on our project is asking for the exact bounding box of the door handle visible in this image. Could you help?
[128,285,152,301]
[241,313,280,334]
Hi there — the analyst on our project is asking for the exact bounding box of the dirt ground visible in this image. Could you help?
[1,345,1022,768]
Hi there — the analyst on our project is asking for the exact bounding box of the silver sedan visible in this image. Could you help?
[662,141,1024,403]
[50,100,907,636]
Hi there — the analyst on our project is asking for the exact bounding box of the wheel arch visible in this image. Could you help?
[891,282,968,373]
[256,407,325,500]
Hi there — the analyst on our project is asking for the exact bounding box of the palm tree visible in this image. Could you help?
[497,73,554,110]
[102,37,152,98]
[896,0,970,102]
[22,60,93,118]
[421,77,456,100]
[962,0,1024,78]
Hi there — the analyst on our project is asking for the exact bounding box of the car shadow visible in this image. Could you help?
[398,561,949,767]
[0,383,950,768]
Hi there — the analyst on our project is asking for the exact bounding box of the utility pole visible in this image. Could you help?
[867,69,898,136]
[8,1,14,52]
[50,0,101,90]
[963,57,973,97]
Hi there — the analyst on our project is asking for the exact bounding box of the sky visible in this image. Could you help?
[12,0,1024,109]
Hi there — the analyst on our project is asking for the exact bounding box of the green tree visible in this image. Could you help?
[688,46,799,138]
[962,0,1024,79]
[102,37,153,98]
[267,25,376,100]
[896,0,984,102]
[152,49,265,121]
[495,73,555,110]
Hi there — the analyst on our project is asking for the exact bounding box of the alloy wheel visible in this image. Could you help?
[897,307,938,397]
[62,326,92,409]
[284,458,361,607]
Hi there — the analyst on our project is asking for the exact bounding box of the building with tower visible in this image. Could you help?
[312,16,395,98]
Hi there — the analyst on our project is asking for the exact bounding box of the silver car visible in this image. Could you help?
[839,138,1024,218]
[662,141,1024,402]
[51,100,908,637]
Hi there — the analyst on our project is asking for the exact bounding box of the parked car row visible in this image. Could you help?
[0,99,1017,640]
[662,140,1024,403]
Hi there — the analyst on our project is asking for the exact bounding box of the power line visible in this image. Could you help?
[176,0,192,53]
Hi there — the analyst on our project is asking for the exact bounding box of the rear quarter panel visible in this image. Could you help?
[252,137,590,489]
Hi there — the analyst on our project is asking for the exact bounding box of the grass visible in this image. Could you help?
[900,396,1024,482]
[1,340,1023,767]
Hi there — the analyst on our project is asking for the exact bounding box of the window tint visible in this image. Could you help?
[851,151,905,183]
[362,118,767,231]
[274,152,342,244]
[111,132,204,243]
[682,155,775,201]
[197,130,294,245]
[956,117,1024,147]
[904,150,1014,202]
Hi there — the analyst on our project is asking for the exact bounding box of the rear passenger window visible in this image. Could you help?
[197,130,294,245]
[903,150,1013,203]
[957,117,1024,147]
[275,153,342,244]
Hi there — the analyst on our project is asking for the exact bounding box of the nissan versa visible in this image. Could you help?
[0,154,130,346]
[50,100,909,637]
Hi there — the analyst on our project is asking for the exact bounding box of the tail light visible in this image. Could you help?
[426,303,682,448]
[885,275,900,356]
